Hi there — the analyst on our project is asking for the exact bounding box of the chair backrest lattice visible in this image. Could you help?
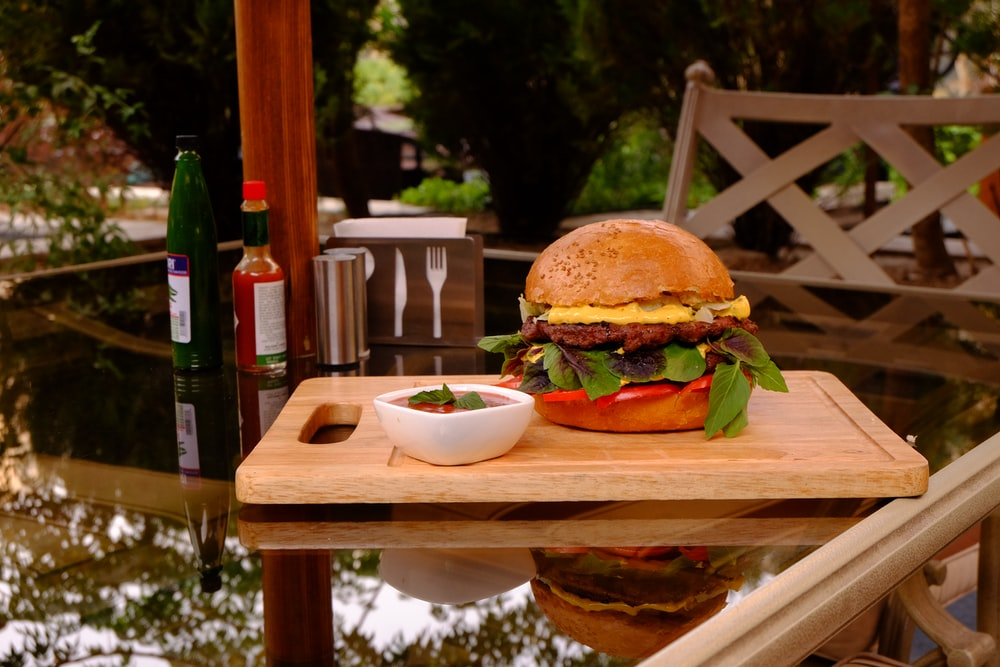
[663,61,1000,297]
[734,274,1000,387]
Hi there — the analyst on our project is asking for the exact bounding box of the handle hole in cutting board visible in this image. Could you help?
[299,402,362,444]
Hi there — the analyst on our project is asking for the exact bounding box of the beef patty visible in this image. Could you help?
[520,315,759,353]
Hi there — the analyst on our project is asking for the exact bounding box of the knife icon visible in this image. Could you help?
[394,248,407,337]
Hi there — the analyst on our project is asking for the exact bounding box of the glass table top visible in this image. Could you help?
[1,250,998,665]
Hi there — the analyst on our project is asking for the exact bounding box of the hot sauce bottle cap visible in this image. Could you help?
[243,180,266,200]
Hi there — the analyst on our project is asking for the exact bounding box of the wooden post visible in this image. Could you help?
[234,0,318,364]
[261,551,335,666]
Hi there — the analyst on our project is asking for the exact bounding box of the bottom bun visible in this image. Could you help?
[530,578,728,659]
[533,388,710,432]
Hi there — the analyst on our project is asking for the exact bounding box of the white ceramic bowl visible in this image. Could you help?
[379,547,535,603]
[372,383,534,465]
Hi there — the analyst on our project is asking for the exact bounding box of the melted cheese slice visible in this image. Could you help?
[538,577,722,616]
[545,295,750,325]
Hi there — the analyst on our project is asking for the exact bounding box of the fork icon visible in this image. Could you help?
[426,246,447,338]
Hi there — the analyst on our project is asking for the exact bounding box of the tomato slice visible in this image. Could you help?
[493,376,522,389]
[680,373,713,394]
[594,382,681,408]
[679,545,710,561]
[541,387,589,402]
[599,546,676,558]
[538,374,712,406]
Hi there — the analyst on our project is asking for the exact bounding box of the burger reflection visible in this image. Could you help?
[379,543,748,661]
[529,546,746,660]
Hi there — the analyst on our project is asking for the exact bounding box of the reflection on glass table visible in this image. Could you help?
[1,253,998,665]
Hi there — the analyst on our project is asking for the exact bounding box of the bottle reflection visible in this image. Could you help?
[236,369,290,457]
[173,369,238,593]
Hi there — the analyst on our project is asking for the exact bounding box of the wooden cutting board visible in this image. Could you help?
[234,371,928,504]
[236,499,871,550]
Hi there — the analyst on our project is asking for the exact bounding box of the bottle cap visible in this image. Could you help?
[243,180,266,200]
[176,135,200,151]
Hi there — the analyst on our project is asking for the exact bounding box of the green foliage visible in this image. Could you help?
[935,124,984,163]
[0,21,145,274]
[567,110,717,216]
[3,0,996,255]
[0,0,244,238]
[398,176,491,214]
[382,0,912,242]
[354,50,413,107]
[313,0,381,137]
[386,1,684,241]
[686,173,719,211]
[569,112,671,214]
[817,124,986,205]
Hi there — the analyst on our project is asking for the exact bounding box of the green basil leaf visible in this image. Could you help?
[500,346,528,378]
[750,359,789,393]
[477,332,523,354]
[541,345,620,399]
[704,362,752,438]
[573,349,624,399]
[607,344,706,384]
[520,357,557,393]
[408,384,486,410]
[454,391,487,410]
[409,384,458,405]
[543,344,584,390]
[607,348,668,382]
[721,407,749,438]
[713,329,769,367]
[662,343,707,382]
[478,332,533,378]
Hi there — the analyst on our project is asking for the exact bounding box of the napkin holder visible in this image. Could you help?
[325,234,484,347]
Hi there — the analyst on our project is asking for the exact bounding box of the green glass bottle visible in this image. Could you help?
[167,135,222,370]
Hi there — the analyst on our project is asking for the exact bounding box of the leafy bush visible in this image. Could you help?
[817,124,985,203]
[397,175,491,214]
[569,111,719,216]
[0,24,144,273]
[569,112,671,214]
[354,50,413,108]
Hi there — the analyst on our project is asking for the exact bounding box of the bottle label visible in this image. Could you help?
[176,400,201,488]
[257,375,290,435]
[254,279,287,365]
[167,253,192,343]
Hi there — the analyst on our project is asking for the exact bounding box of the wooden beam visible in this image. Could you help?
[234,0,318,364]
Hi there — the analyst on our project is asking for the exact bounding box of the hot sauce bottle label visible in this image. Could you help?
[257,374,290,435]
[253,279,287,366]
[167,253,192,343]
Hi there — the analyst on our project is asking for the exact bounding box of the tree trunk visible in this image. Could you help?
[898,0,957,281]
[324,125,372,219]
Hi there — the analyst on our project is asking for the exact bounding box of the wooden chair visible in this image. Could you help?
[663,61,1000,297]
[832,653,912,667]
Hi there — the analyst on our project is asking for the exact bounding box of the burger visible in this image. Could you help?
[478,219,787,437]
[529,546,745,659]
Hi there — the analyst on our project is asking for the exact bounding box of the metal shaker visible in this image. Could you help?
[312,252,367,368]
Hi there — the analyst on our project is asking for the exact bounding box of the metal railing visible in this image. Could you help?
[640,431,1000,667]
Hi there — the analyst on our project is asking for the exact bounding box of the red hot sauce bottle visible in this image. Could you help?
[232,180,287,372]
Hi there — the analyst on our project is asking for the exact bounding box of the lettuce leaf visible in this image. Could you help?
[477,327,788,438]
